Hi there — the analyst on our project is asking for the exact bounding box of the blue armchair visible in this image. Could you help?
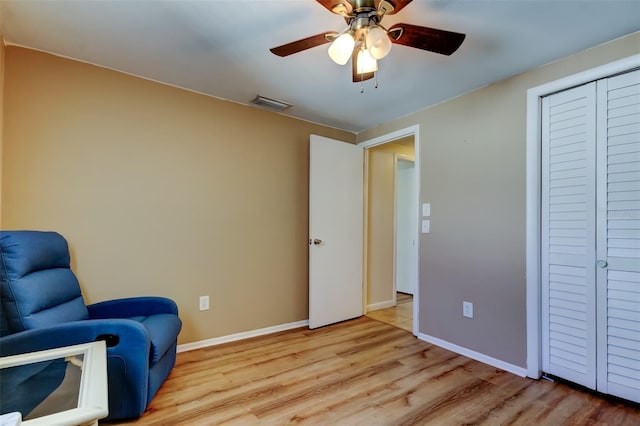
[0,230,182,421]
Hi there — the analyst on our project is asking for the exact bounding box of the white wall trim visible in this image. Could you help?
[367,300,396,311]
[418,333,527,378]
[525,54,640,379]
[176,320,309,353]
[358,125,420,149]
[358,125,421,336]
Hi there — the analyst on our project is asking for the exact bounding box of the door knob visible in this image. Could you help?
[313,239,323,245]
[596,260,608,268]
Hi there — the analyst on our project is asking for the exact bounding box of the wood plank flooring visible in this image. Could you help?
[115,317,639,425]
[366,293,413,332]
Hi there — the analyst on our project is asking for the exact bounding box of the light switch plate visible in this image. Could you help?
[463,301,473,318]
[422,203,431,217]
[199,296,210,311]
[421,219,430,233]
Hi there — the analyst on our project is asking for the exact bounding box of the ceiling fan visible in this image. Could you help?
[270,0,466,85]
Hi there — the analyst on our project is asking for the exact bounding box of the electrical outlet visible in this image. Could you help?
[199,295,210,311]
[463,301,473,318]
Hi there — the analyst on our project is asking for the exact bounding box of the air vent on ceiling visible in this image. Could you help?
[250,95,292,112]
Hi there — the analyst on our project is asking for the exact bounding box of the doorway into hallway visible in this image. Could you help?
[366,292,413,332]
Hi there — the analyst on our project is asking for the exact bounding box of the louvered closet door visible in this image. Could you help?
[541,82,598,389]
[595,69,640,403]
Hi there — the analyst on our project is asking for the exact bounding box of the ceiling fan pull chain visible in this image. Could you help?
[375,72,379,89]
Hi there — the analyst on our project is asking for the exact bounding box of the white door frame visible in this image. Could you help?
[525,54,640,379]
[359,125,420,335]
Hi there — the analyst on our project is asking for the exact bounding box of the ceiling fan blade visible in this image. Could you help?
[352,49,375,83]
[316,0,353,15]
[270,32,337,57]
[377,0,413,15]
[389,23,465,56]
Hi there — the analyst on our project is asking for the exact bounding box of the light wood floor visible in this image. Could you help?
[366,293,413,332]
[114,317,639,425]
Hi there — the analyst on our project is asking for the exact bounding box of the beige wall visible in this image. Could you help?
[358,32,640,367]
[3,32,638,361]
[367,139,414,307]
[2,47,355,344]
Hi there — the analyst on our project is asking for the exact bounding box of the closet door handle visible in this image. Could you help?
[596,260,608,268]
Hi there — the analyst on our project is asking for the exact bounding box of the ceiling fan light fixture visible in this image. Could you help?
[366,26,392,60]
[328,32,355,65]
[356,48,378,74]
[269,1,466,86]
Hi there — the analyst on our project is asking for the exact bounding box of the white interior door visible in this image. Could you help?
[309,135,364,329]
[595,70,640,403]
[541,69,640,403]
[541,82,598,389]
[395,158,417,295]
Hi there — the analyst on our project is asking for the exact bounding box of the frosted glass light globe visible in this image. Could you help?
[366,26,392,59]
[356,48,378,74]
[328,33,356,65]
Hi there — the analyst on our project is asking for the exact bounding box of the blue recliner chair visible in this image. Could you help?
[0,230,182,421]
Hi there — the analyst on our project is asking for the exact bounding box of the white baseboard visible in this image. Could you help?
[417,332,527,377]
[367,299,395,312]
[177,320,309,353]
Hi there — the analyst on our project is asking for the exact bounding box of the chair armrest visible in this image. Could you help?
[87,296,179,319]
[0,319,150,358]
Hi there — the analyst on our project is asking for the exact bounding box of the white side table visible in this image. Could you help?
[0,341,108,426]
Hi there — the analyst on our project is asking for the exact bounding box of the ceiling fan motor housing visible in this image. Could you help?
[351,0,383,13]
[353,17,378,38]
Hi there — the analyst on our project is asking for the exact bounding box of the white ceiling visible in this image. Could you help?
[1,0,638,133]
